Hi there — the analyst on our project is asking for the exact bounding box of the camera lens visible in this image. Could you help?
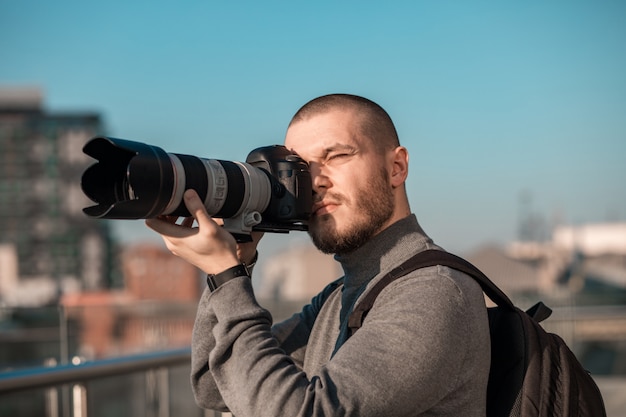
[81,137,311,234]
[81,137,271,220]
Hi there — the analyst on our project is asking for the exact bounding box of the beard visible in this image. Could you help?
[308,166,395,255]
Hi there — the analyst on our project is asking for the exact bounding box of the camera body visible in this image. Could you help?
[81,137,311,237]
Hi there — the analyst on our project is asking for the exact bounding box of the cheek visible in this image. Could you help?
[328,159,386,197]
[333,171,362,195]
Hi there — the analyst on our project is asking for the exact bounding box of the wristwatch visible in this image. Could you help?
[206,251,257,292]
[206,263,250,292]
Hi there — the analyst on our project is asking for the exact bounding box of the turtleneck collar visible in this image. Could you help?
[333,214,435,290]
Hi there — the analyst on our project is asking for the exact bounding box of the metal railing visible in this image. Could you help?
[0,347,216,417]
[0,347,191,395]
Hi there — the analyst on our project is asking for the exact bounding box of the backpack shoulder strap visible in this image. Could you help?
[348,249,516,334]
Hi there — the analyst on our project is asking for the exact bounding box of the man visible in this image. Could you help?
[146,94,490,416]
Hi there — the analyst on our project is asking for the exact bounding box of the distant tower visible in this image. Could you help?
[0,87,115,306]
[518,189,533,242]
[517,189,546,242]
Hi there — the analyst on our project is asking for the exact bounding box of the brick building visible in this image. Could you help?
[61,243,201,358]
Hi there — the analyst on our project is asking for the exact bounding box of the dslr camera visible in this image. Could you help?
[81,137,312,239]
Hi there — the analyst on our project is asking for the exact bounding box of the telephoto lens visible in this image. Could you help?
[81,137,311,235]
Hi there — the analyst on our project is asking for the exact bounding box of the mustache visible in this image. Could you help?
[313,192,344,205]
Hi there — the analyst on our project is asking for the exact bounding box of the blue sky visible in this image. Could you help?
[2,1,625,254]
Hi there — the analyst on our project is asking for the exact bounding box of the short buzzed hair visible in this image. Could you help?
[289,94,400,152]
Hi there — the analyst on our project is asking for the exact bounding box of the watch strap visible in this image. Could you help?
[207,264,250,292]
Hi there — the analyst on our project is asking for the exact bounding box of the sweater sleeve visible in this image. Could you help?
[190,277,342,411]
[191,267,489,417]
[190,285,227,411]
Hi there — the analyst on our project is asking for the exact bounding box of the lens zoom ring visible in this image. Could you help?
[216,161,245,217]
[172,154,209,216]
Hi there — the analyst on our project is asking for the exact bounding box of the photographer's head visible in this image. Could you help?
[285,94,410,255]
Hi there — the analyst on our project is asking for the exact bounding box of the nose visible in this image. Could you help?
[309,161,331,194]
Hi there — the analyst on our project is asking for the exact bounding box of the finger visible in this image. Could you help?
[250,231,264,245]
[157,215,179,224]
[183,190,217,230]
[145,216,193,237]
[145,217,181,236]
[181,216,195,228]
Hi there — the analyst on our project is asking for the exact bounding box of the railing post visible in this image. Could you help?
[45,358,59,417]
[58,304,70,417]
[72,384,87,417]
[158,368,169,417]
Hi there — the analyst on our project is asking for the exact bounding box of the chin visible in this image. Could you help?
[309,214,338,235]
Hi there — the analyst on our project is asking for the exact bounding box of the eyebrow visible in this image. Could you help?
[319,143,357,158]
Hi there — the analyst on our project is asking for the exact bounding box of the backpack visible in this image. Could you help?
[346,249,607,417]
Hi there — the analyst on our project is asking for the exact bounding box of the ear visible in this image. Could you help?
[389,146,409,188]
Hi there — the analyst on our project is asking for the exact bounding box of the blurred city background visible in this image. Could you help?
[1,1,625,416]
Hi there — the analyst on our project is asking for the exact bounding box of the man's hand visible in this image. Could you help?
[145,189,263,275]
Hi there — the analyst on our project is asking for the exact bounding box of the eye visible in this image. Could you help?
[327,153,349,161]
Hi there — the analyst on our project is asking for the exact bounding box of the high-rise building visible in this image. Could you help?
[0,87,115,306]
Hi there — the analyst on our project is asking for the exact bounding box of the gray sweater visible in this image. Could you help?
[191,215,490,416]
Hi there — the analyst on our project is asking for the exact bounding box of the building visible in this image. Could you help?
[0,87,115,307]
[505,222,626,302]
[259,241,341,303]
[61,243,201,358]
